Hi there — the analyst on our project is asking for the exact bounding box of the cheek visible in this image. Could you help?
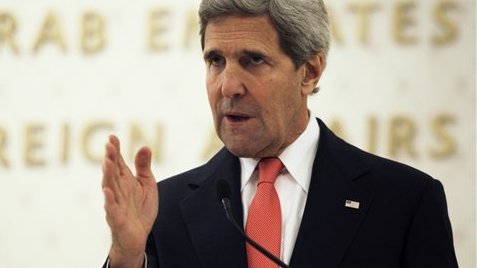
[259,94,286,126]
[285,77,305,103]
[271,80,303,120]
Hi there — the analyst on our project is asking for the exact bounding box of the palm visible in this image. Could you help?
[102,135,159,263]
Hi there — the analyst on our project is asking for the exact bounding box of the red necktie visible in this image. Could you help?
[246,158,284,268]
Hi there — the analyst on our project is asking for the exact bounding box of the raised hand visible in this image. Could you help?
[102,135,159,268]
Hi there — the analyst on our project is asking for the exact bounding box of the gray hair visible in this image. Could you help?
[198,0,330,69]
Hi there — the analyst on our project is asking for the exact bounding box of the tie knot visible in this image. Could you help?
[258,158,283,184]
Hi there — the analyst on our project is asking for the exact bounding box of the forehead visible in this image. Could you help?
[203,15,281,54]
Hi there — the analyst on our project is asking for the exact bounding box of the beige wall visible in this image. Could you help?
[0,0,475,267]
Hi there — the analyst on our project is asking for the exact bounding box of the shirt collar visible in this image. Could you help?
[240,115,320,193]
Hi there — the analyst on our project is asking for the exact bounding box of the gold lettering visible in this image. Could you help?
[182,9,200,49]
[60,123,70,165]
[393,2,418,45]
[149,8,169,52]
[33,12,67,53]
[0,126,8,167]
[429,114,456,158]
[348,2,380,44]
[128,123,163,164]
[367,116,378,154]
[388,115,417,158]
[81,11,105,54]
[0,12,19,53]
[432,1,458,46]
[24,124,46,167]
[82,121,113,164]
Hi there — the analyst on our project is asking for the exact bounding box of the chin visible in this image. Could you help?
[220,132,263,158]
[224,145,249,157]
[223,142,256,158]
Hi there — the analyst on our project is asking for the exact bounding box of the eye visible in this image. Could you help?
[250,55,264,65]
[240,52,266,68]
[205,53,225,67]
[210,55,225,66]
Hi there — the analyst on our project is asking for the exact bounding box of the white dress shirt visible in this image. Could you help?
[240,116,320,264]
[107,117,319,268]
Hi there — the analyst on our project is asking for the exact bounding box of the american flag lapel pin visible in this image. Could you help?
[345,199,360,209]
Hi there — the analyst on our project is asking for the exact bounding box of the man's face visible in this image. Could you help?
[203,15,314,158]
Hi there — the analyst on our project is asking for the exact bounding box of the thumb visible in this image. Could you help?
[134,146,154,180]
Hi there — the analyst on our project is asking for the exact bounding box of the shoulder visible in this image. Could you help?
[316,117,437,191]
[361,149,436,194]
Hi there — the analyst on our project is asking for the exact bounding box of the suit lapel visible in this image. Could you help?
[179,149,247,268]
[290,119,377,268]
[178,119,377,268]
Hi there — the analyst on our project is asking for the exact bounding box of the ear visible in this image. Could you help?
[301,53,325,95]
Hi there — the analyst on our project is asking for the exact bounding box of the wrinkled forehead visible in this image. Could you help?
[201,13,278,46]
[203,15,281,52]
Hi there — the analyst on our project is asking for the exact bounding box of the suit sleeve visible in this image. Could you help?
[101,252,148,268]
[145,231,159,268]
[402,179,459,268]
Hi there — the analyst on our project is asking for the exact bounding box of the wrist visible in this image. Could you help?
[108,247,145,268]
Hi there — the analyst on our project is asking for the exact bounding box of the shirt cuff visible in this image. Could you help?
[105,252,147,268]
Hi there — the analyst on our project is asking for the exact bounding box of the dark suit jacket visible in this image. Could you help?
[138,119,458,268]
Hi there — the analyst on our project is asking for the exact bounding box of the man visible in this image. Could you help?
[102,0,459,267]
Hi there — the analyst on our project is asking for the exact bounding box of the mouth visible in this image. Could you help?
[224,113,252,123]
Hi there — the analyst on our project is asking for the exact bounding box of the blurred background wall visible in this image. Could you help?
[0,0,475,267]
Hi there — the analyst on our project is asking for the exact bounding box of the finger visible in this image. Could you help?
[108,135,122,175]
[134,146,154,181]
[103,142,122,198]
[109,134,120,152]
[103,187,116,209]
[108,136,136,201]
[109,135,132,178]
[104,138,122,182]
[103,187,122,228]
[102,157,122,202]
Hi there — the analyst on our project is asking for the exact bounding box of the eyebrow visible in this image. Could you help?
[203,49,221,61]
[203,49,268,60]
[242,50,267,58]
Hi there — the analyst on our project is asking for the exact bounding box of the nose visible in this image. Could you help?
[221,63,246,98]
